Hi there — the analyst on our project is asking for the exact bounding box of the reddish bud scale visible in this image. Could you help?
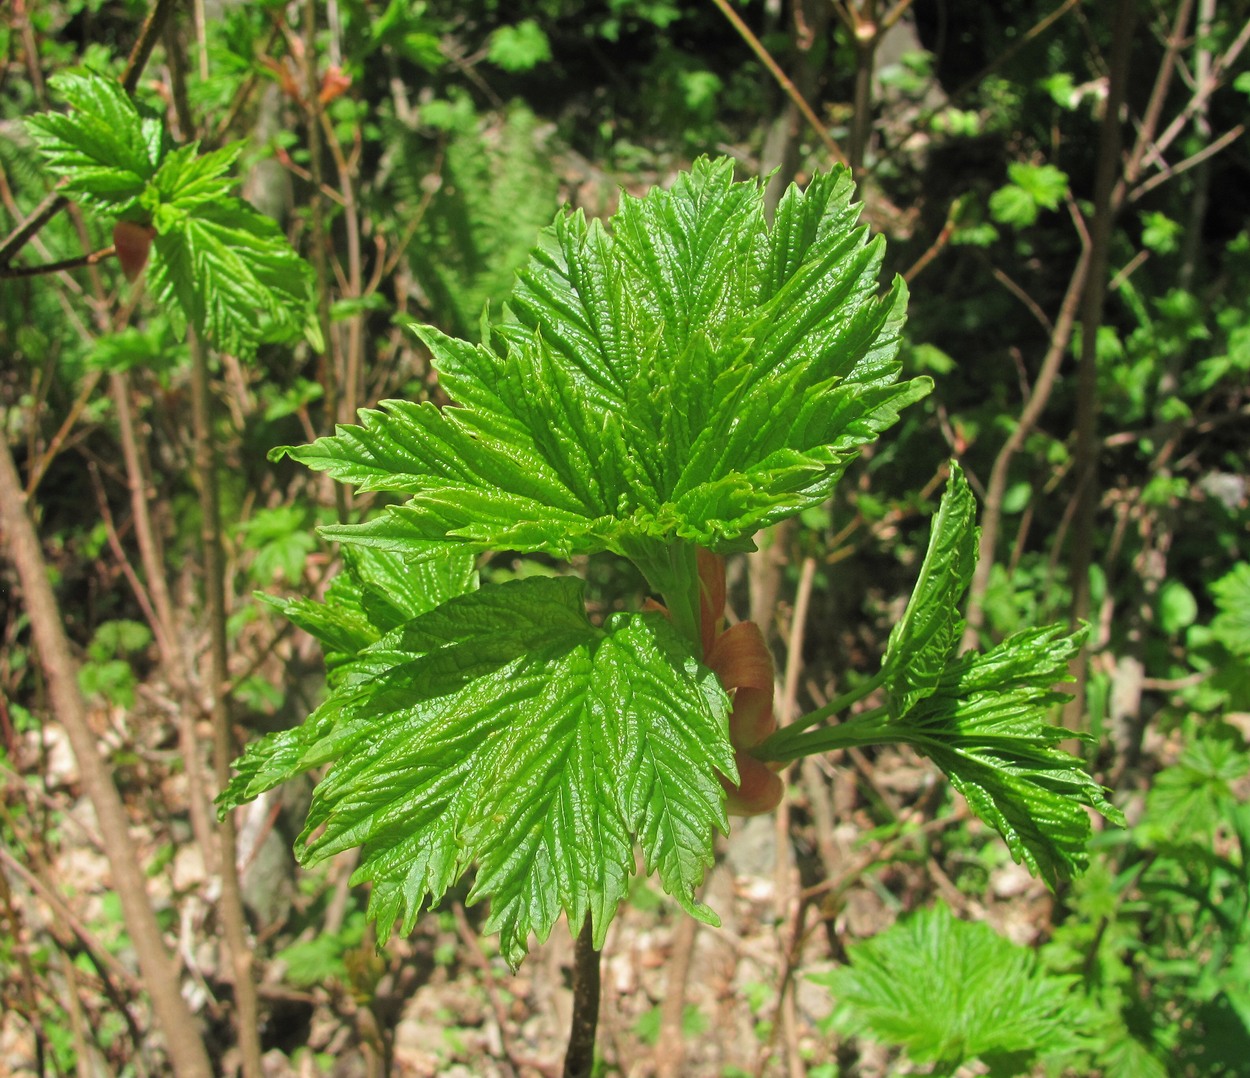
[318,65,352,105]
[696,553,786,817]
[646,552,786,816]
[113,220,155,282]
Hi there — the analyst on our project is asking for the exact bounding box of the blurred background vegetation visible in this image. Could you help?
[1,1,1248,1075]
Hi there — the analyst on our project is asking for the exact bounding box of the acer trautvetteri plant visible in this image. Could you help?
[24,71,311,356]
[220,157,1122,967]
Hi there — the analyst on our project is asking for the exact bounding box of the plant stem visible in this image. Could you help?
[0,246,116,278]
[562,916,601,1078]
[630,539,702,649]
[709,0,847,166]
[654,903,699,1078]
[189,334,264,1078]
[120,0,181,94]
[847,1,877,174]
[0,439,214,1078]
[0,0,179,268]
[1066,0,1136,726]
[303,0,343,481]
[962,236,1090,643]
[318,109,364,424]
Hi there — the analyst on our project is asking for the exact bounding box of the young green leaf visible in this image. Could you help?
[277,158,929,584]
[222,575,734,967]
[814,902,1092,1072]
[758,465,1121,885]
[1142,725,1250,840]
[145,198,312,356]
[27,71,312,357]
[259,544,478,679]
[894,625,1124,886]
[876,465,1119,883]
[146,141,244,212]
[24,70,161,213]
[1211,562,1250,656]
[882,462,978,717]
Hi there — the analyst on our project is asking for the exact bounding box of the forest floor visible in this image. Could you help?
[1,684,1056,1078]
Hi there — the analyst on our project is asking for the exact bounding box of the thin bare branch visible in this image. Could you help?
[0,246,116,279]
[0,443,214,1078]
[709,0,848,166]
[1129,122,1246,202]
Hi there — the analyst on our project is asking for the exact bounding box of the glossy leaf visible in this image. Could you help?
[25,71,160,212]
[223,576,734,967]
[896,625,1124,886]
[760,465,1121,886]
[278,157,929,570]
[883,463,977,717]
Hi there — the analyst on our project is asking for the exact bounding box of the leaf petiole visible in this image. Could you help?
[626,539,703,650]
[754,701,896,762]
[755,664,892,755]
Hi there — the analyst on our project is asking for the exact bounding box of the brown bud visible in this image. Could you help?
[113,220,155,282]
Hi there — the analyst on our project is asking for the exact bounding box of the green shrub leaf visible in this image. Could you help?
[882,465,1121,884]
[882,462,977,717]
[223,575,734,967]
[487,20,552,72]
[896,625,1124,886]
[1211,562,1250,655]
[146,197,311,356]
[815,902,1092,1072]
[27,71,311,357]
[25,70,161,212]
[762,464,1122,885]
[278,157,929,574]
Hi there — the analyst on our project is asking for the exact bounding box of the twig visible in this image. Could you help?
[88,462,162,647]
[0,443,214,1078]
[991,266,1054,334]
[318,109,364,422]
[188,330,264,1078]
[0,850,143,1000]
[654,906,700,1078]
[781,556,816,726]
[301,0,346,525]
[209,23,283,147]
[1128,122,1246,202]
[1141,669,1212,692]
[120,0,182,95]
[0,246,116,279]
[709,0,847,167]
[0,189,69,269]
[949,0,1083,103]
[163,21,196,142]
[751,898,812,1078]
[963,220,1091,642]
[1148,17,1250,161]
[0,840,53,1071]
[1108,249,1150,292]
[1119,0,1193,193]
[902,199,958,284]
[1066,0,1137,726]
[379,136,446,280]
[450,903,550,1078]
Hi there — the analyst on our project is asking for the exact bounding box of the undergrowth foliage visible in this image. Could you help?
[218,157,1122,966]
[815,902,1091,1073]
[26,71,311,356]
